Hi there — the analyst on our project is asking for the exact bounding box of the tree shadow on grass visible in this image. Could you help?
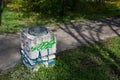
[54,41,120,80]
[54,16,120,79]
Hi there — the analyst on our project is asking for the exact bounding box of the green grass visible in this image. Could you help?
[0,8,30,33]
[0,36,120,80]
[0,1,120,33]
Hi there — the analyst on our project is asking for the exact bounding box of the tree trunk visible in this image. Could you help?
[0,0,3,26]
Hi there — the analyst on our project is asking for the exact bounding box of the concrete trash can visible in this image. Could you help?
[20,26,56,71]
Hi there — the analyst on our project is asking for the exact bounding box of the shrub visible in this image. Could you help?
[7,0,22,11]
[6,0,120,17]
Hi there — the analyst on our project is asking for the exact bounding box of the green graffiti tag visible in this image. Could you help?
[31,38,56,52]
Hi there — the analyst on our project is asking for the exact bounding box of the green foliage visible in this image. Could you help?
[5,0,120,17]
[7,0,119,17]
[114,1,120,9]
[20,0,68,16]
[1,0,120,33]
[6,0,22,11]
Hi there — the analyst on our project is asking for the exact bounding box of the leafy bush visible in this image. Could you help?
[18,0,105,16]
[6,0,120,18]
[21,0,75,16]
[114,0,120,9]
[7,0,22,11]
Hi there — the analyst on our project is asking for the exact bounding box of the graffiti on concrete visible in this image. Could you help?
[31,37,56,52]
